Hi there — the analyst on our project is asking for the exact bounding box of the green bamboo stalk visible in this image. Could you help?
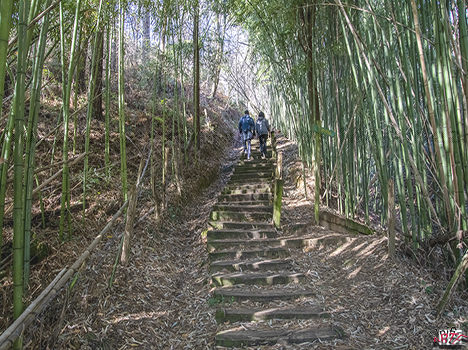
[23,0,52,289]
[178,13,188,165]
[59,0,83,241]
[118,0,128,201]
[83,0,104,221]
[458,0,468,204]
[0,0,14,113]
[105,21,112,179]
[73,26,82,155]
[0,112,14,262]
[12,0,31,347]
[193,0,200,154]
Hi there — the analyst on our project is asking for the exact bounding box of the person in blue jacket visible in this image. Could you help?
[238,110,255,160]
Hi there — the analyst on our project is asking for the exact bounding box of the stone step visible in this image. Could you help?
[208,234,353,252]
[208,238,283,252]
[225,182,270,190]
[213,288,315,302]
[217,200,272,206]
[236,161,273,167]
[217,193,272,203]
[230,171,272,179]
[207,230,277,241]
[222,187,271,195]
[213,204,273,213]
[210,258,292,273]
[215,306,329,323]
[234,165,275,173]
[234,166,275,173]
[216,327,343,347]
[207,229,277,241]
[211,272,305,287]
[209,221,274,230]
[227,177,272,184]
[209,247,289,262]
[210,211,272,222]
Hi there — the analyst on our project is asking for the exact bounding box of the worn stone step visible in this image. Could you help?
[213,289,315,302]
[222,188,271,195]
[234,166,275,173]
[207,229,277,241]
[215,306,329,323]
[210,258,292,273]
[234,165,275,173]
[210,211,272,222]
[217,200,272,206]
[213,204,273,213]
[230,171,272,179]
[208,221,274,230]
[225,182,270,190]
[216,327,343,347]
[238,158,274,165]
[209,247,289,262]
[208,238,283,252]
[211,272,305,287]
[217,193,272,203]
[208,234,352,252]
[228,178,271,185]
[228,177,272,185]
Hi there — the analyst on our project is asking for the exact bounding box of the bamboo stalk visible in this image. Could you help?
[83,0,104,221]
[59,0,83,241]
[121,184,137,266]
[118,0,127,201]
[388,179,395,259]
[0,0,14,115]
[23,0,52,289]
[12,1,30,346]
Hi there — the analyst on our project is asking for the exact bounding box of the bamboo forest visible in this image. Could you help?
[1,0,468,348]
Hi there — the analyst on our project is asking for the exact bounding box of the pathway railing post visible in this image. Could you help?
[273,151,283,229]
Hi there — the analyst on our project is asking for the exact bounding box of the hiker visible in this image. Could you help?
[255,111,270,159]
[238,110,255,160]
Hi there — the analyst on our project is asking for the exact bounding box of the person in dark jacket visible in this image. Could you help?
[238,110,255,160]
[255,111,270,159]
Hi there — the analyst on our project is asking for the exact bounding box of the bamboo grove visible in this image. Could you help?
[0,0,231,347]
[230,0,468,255]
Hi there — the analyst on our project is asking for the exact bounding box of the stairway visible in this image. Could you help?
[208,140,343,347]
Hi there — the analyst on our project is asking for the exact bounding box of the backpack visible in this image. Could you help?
[256,117,269,135]
[240,116,254,132]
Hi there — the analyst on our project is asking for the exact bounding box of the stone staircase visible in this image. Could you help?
[208,141,343,347]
